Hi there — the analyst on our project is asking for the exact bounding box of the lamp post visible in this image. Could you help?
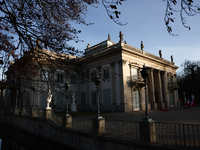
[32,86,36,108]
[65,81,70,116]
[15,90,18,108]
[94,75,101,119]
[140,64,151,121]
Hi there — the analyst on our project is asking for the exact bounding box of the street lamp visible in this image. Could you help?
[15,90,18,108]
[94,75,101,119]
[32,86,36,108]
[65,81,70,116]
[140,64,151,121]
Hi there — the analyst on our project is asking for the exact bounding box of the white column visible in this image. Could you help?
[148,68,157,109]
[162,72,170,108]
[157,70,164,108]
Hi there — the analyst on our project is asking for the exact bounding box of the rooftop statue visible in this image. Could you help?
[159,50,162,58]
[119,31,124,43]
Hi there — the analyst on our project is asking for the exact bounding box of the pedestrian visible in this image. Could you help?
[183,92,187,107]
[191,94,195,107]
[180,98,182,107]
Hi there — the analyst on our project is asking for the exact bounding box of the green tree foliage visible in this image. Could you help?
[177,60,200,103]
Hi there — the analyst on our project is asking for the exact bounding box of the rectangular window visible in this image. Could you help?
[103,68,110,79]
[168,76,173,86]
[81,92,86,105]
[70,75,76,84]
[90,71,96,80]
[57,93,64,110]
[42,72,48,81]
[103,89,111,106]
[91,91,97,105]
[132,68,138,80]
[40,92,47,109]
[57,74,63,82]
[81,76,85,84]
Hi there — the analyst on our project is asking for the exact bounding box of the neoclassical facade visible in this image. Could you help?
[3,32,179,112]
[77,32,179,112]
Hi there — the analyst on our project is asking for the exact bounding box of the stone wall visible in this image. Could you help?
[1,114,183,150]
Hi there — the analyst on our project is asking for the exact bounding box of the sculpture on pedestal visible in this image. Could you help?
[71,93,77,112]
[46,89,52,110]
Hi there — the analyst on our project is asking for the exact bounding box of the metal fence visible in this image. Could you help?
[51,111,63,126]
[155,122,200,148]
[10,109,200,149]
[105,119,139,140]
[71,117,93,132]
[70,117,139,140]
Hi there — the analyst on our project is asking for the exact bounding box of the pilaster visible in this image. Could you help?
[110,61,116,105]
[97,66,102,105]
[86,69,90,106]
[117,59,126,111]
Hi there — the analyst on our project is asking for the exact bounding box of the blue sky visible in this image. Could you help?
[68,0,200,73]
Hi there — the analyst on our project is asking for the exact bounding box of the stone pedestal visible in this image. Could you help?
[21,107,26,115]
[45,109,52,119]
[63,115,72,128]
[71,104,77,112]
[14,107,19,115]
[44,109,52,119]
[31,108,37,117]
[139,120,156,143]
[92,117,105,135]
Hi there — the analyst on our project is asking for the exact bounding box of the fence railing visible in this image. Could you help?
[105,119,139,140]
[71,117,93,132]
[70,117,139,140]
[51,111,63,126]
[10,109,200,149]
[155,122,200,148]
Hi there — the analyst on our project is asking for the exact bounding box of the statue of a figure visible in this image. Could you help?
[46,89,52,109]
[108,34,111,41]
[159,50,162,58]
[141,41,144,50]
[87,43,90,49]
[171,55,173,62]
[72,93,76,105]
[119,31,124,43]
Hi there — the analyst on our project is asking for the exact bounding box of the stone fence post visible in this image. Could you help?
[92,117,105,135]
[31,108,37,117]
[45,109,52,119]
[14,108,19,115]
[139,120,156,143]
[63,115,72,128]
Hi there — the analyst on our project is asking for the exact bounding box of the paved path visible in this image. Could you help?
[85,106,200,124]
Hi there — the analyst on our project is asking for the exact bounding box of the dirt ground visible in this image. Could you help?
[86,106,200,124]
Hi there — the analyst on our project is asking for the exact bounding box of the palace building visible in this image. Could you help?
[3,32,179,112]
